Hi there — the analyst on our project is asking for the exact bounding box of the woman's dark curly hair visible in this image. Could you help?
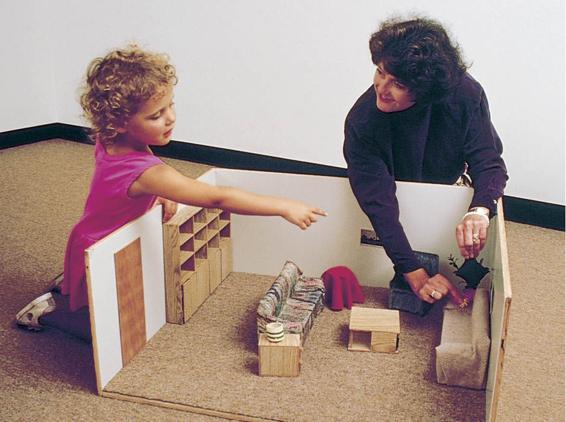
[369,16,469,103]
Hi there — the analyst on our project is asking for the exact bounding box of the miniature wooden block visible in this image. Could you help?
[371,331,399,353]
[182,272,199,321]
[195,260,210,304]
[258,333,302,377]
[219,237,233,280]
[348,307,400,353]
[208,247,222,293]
[163,223,184,324]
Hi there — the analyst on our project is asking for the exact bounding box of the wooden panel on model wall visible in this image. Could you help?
[114,238,147,366]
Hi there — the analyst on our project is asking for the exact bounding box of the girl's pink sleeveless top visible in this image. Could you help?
[60,142,163,311]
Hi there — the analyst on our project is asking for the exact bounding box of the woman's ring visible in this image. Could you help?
[430,289,442,300]
[472,234,480,244]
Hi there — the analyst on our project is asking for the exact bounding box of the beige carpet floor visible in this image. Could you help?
[0,139,564,421]
[104,273,483,421]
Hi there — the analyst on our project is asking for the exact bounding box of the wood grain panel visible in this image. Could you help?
[114,238,146,366]
[163,223,184,323]
[486,199,512,421]
[208,247,222,293]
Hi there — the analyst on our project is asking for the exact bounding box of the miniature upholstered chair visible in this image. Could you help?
[389,251,439,316]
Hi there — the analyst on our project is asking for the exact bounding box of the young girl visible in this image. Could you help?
[15,45,326,340]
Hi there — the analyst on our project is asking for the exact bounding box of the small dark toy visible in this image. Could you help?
[449,256,490,289]
[448,256,490,308]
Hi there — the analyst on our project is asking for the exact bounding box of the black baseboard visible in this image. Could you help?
[1,123,564,231]
[0,123,66,149]
[153,139,347,177]
[503,196,564,231]
[57,123,92,144]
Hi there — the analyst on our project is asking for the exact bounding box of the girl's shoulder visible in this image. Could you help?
[95,142,163,167]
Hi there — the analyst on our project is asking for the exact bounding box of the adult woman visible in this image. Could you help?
[344,17,507,305]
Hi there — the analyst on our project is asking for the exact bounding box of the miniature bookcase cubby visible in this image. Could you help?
[163,205,233,324]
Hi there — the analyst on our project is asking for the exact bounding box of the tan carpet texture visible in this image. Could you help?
[105,273,483,421]
[0,139,564,421]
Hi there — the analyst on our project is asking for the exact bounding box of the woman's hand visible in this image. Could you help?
[154,197,178,222]
[456,208,490,259]
[282,199,327,230]
[404,268,465,306]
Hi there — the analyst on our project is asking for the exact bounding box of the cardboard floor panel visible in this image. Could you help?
[104,272,484,422]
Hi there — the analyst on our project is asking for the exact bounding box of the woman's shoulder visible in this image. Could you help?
[443,73,486,111]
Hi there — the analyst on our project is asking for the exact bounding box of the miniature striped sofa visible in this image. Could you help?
[257,261,325,345]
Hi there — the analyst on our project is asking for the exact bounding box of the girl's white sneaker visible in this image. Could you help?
[15,292,57,331]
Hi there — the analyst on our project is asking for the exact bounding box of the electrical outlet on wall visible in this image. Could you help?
[360,228,383,247]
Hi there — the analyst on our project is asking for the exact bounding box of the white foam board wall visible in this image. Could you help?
[214,169,475,286]
[85,205,166,391]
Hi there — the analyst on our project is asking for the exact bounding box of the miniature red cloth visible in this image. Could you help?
[321,266,365,311]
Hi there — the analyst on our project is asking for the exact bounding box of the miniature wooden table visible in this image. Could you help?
[258,333,302,377]
[348,306,400,353]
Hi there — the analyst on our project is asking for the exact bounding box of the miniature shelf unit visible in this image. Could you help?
[163,205,233,324]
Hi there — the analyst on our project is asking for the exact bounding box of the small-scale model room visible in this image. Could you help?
[1,1,563,421]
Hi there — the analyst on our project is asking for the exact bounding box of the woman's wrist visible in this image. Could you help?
[403,268,429,292]
[462,206,490,225]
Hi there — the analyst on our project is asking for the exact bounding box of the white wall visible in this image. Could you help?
[1,0,564,205]
[0,1,57,129]
[215,169,476,288]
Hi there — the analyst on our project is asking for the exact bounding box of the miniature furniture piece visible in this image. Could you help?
[258,333,302,377]
[435,287,491,389]
[163,205,233,324]
[348,306,400,353]
[389,251,438,316]
[321,266,365,311]
[257,260,325,345]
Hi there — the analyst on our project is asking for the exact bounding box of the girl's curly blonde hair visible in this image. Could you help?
[79,44,177,144]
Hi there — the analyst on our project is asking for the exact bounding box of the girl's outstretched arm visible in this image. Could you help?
[130,164,327,229]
